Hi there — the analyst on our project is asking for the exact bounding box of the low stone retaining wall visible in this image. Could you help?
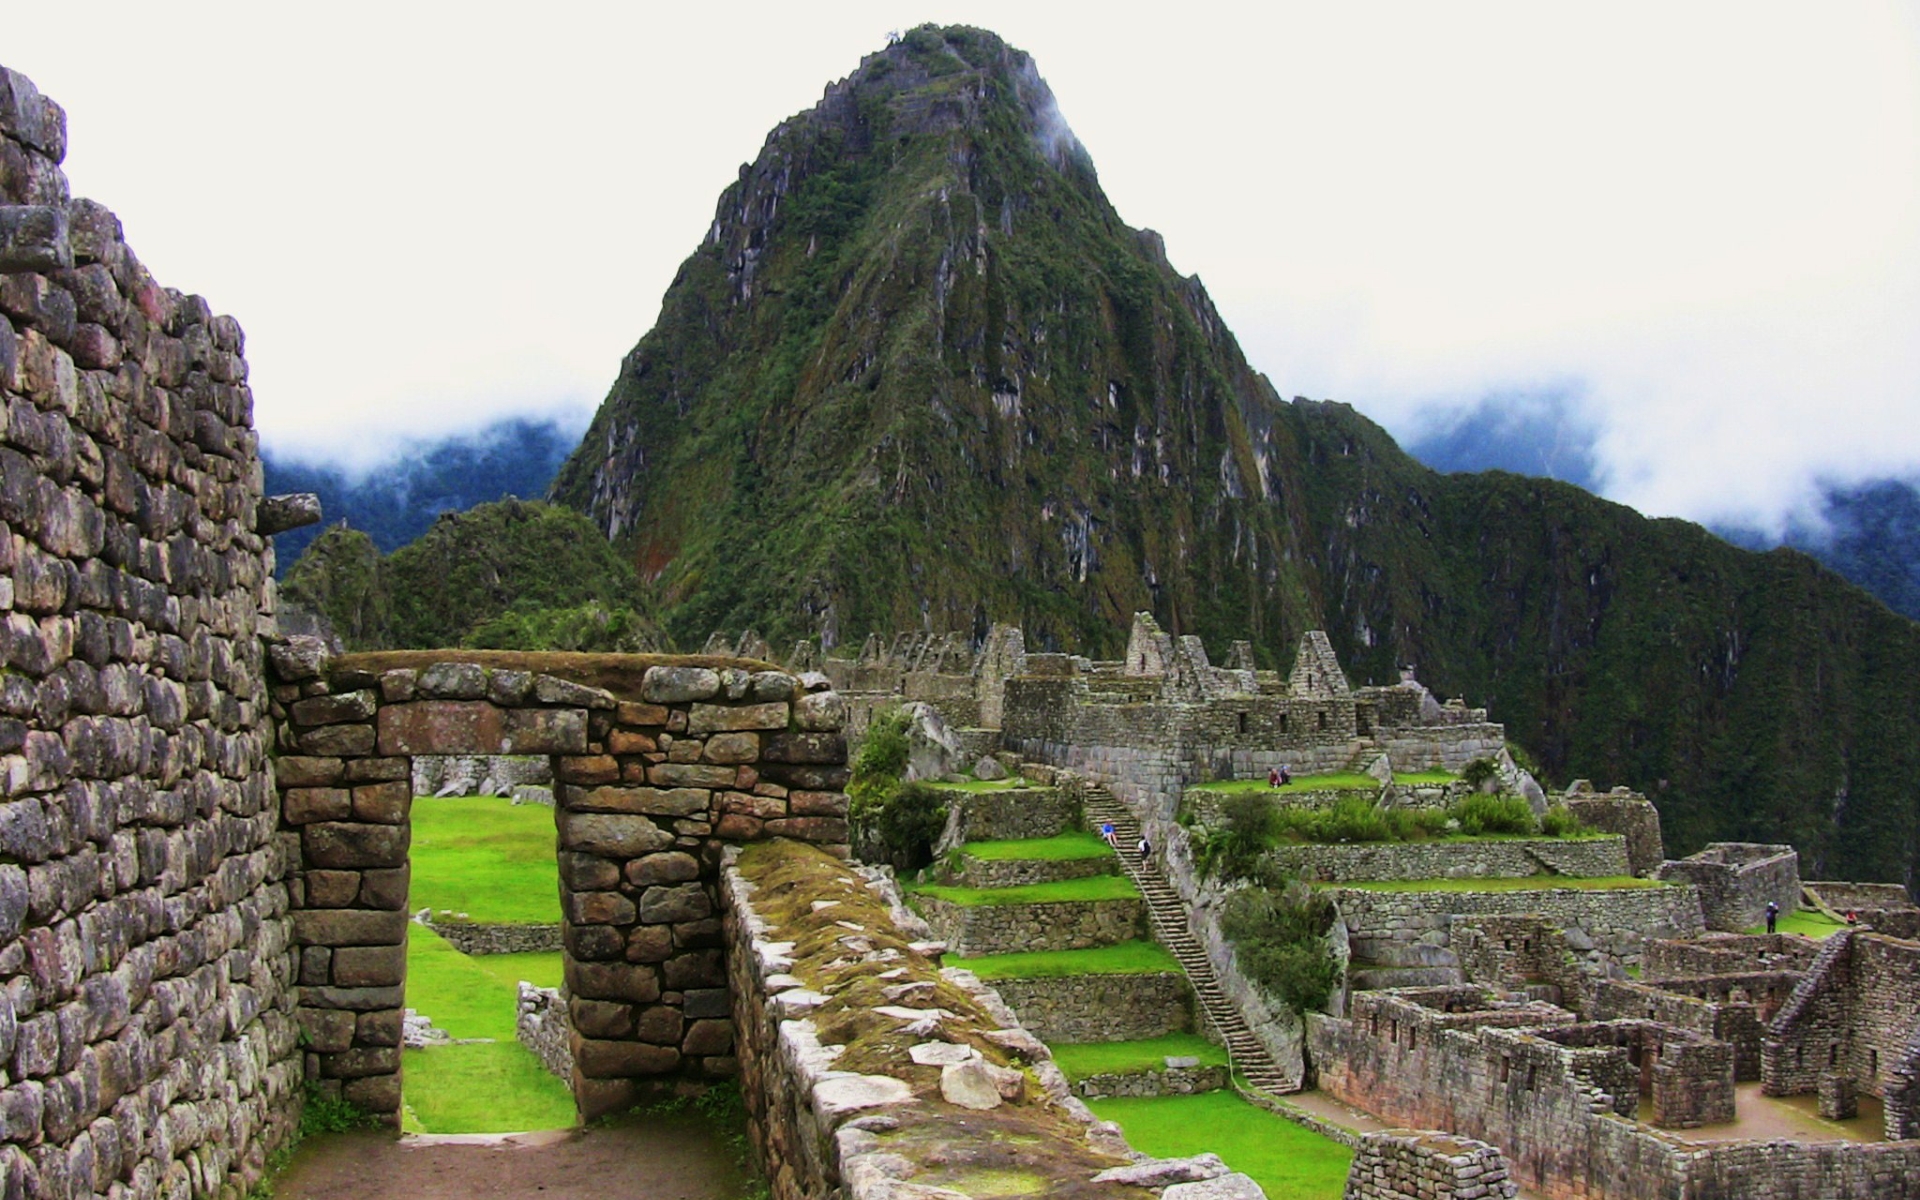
[911,895,1145,957]
[1266,836,1629,884]
[1657,843,1800,932]
[721,841,1243,1200]
[1332,883,1705,979]
[516,983,573,1079]
[951,853,1115,888]
[1342,1129,1517,1200]
[1074,1063,1229,1098]
[423,919,564,954]
[990,973,1192,1043]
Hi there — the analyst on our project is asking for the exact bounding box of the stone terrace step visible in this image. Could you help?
[908,883,1146,959]
[1080,788,1301,1093]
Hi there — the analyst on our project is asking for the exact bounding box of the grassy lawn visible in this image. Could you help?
[964,832,1113,861]
[402,925,575,1134]
[1745,908,1848,939]
[953,940,1180,979]
[906,875,1139,906]
[921,777,1034,792]
[1053,1034,1228,1079]
[1089,1091,1352,1199]
[1330,875,1663,893]
[410,795,561,924]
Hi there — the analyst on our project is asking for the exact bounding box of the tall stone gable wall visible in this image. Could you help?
[1,67,299,1199]
[269,650,853,1121]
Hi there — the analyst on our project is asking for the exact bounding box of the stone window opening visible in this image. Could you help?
[1498,1057,1511,1082]
[1317,710,1329,731]
[1236,711,1249,735]
[1371,1012,1380,1037]
[1279,713,1289,734]
[1870,1049,1878,1076]
[1830,1044,1840,1068]
[1526,1065,1537,1091]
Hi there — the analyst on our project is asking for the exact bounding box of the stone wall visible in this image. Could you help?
[516,982,572,1079]
[937,784,1077,845]
[1641,932,1819,977]
[1451,915,1589,1013]
[1560,791,1665,876]
[0,65,302,1199]
[411,753,550,798]
[910,895,1144,958]
[1656,843,1800,932]
[270,648,854,1121]
[719,840,1201,1200]
[1762,929,1920,1139]
[1341,1129,1517,1200]
[1072,1062,1228,1099]
[1263,836,1630,884]
[422,919,562,955]
[987,973,1191,1044]
[1591,977,1786,1081]
[949,853,1113,889]
[1331,883,1706,980]
[1310,988,1920,1199]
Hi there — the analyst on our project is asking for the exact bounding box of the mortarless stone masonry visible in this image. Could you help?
[1342,1129,1517,1200]
[0,67,302,1199]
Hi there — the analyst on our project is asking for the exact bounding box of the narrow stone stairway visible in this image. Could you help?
[1080,788,1298,1094]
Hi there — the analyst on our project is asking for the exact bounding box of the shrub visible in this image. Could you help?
[1197,794,1280,882]
[1460,757,1500,789]
[849,708,946,869]
[1221,885,1340,1013]
[1452,793,1537,836]
[1539,804,1587,838]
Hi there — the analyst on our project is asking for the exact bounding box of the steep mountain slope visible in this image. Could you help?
[281,499,659,652]
[555,25,1920,888]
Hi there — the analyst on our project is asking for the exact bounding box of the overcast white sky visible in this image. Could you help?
[9,2,1920,533]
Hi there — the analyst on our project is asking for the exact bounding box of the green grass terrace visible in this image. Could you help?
[904,875,1141,906]
[1089,1091,1353,1199]
[1052,1034,1228,1080]
[1746,908,1849,939]
[917,776,1039,792]
[952,940,1181,979]
[961,832,1113,861]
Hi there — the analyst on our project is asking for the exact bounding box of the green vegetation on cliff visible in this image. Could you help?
[280,499,660,651]
[550,25,1920,889]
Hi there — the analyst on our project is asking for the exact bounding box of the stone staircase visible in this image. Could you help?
[1081,787,1296,1094]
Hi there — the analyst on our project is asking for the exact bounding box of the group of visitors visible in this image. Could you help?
[1266,764,1292,787]
[1098,822,1150,859]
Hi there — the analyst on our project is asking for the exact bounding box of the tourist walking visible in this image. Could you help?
[1137,835,1152,859]
[1765,900,1779,934]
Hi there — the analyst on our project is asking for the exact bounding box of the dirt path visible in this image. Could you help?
[271,1117,750,1200]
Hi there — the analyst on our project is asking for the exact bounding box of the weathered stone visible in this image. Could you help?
[765,816,848,843]
[615,701,669,726]
[762,731,847,764]
[639,883,712,924]
[641,667,720,704]
[940,1059,1007,1109]
[687,702,788,735]
[565,890,637,926]
[302,821,409,869]
[973,756,1007,781]
[531,675,614,709]
[1161,1174,1265,1200]
[625,851,700,886]
[275,756,343,787]
[502,707,587,754]
[267,636,329,682]
[297,723,376,756]
[359,866,411,910]
[283,787,350,825]
[557,755,621,785]
[663,949,725,990]
[574,1037,679,1078]
[647,763,737,789]
[288,690,376,726]
[608,729,658,754]
[303,870,361,908]
[291,908,408,947]
[625,925,674,962]
[330,944,405,987]
[560,853,622,891]
[376,701,502,755]
[351,781,409,824]
[790,791,849,817]
[299,1008,357,1054]
[681,1018,733,1056]
[416,661,488,700]
[567,785,709,818]
[1092,1154,1230,1187]
[566,961,661,1004]
[701,732,761,764]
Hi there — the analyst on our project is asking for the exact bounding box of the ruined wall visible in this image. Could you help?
[1561,792,1665,876]
[1332,883,1705,978]
[938,785,1077,844]
[1341,1129,1517,1200]
[270,649,854,1120]
[422,919,562,955]
[1763,929,1920,1132]
[1263,836,1630,884]
[909,894,1144,958]
[1656,843,1800,932]
[515,982,572,1079]
[0,66,300,1199]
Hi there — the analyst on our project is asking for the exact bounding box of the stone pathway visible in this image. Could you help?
[1082,788,1298,1093]
[269,1119,746,1200]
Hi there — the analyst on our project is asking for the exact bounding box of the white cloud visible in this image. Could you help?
[8,1,1919,523]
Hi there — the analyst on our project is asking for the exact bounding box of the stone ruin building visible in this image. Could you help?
[5,58,1920,1200]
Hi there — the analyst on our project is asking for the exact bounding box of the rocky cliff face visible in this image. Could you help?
[555,25,1920,890]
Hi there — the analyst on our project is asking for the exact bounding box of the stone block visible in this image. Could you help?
[378,670,417,703]
[760,732,847,764]
[357,1009,405,1048]
[358,866,410,910]
[502,707,587,754]
[663,950,725,990]
[573,1037,679,1079]
[615,702,669,727]
[714,813,762,840]
[298,723,376,757]
[639,883,711,924]
[560,853,622,891]
[687,702,787,735]
[566,961,662,1004]
[790,791,849,817]
[330,944,405,988]
[564,923,625,961]
[319,1045,401,1079]
[288,690,376,727]
[565,785,708,818]
[303,870,361,908]
[634,1005,684,1046]
[625,925,673,963]
[292,909,408,947]
[344,756,410,783]
[299,1008,356,1054]
[350,781,408,824]
[569,998,636,1040]
[557,756,620,785]
[558,812,672,858]
[377,701,502,755]
[565,890,637,926]
[681,1019,733,1056]
[701,732,761,764]
[765,816,848,843]
[531,676,614,709]
[341,1074,402,1114]
[683,988,730,1020]
[608,729,657,754]
[282,787,350,825]
[641,667,719,704]
[647,763,736,789]
[302,821,409,869]
[625,851,700,886]
[275,756,342,787]
[794,691,847,732]
[416,661,487,700]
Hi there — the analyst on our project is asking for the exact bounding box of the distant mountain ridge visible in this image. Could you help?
[544,24,1920,890]
[261,417,581,572]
